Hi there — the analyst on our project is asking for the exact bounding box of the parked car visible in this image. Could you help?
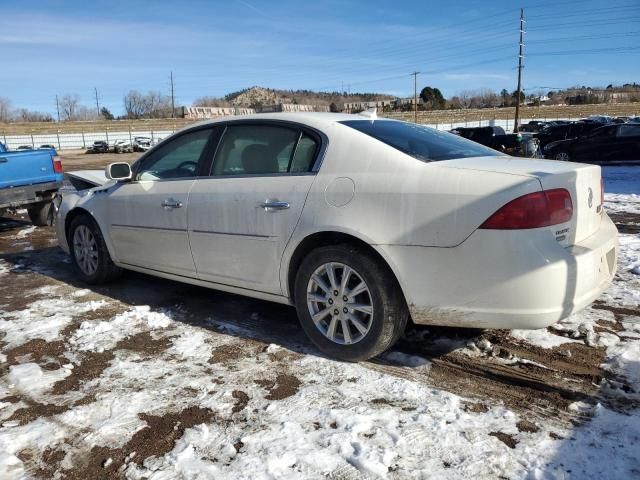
[86,140,110,154]
[0,142,63,225]
[133,136,152,152]
[16,145,33,151]
[112,140,133,153]
[518,121,548,133]
[536,121,605,148]
[56,113,617,361]
[39,144,56,150]
[544,123,640,164]
[450,126,539,157]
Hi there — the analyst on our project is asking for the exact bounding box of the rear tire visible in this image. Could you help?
[294,244,408,361]
[68,214,122,284]
[27,202,54,227]
[554,151,571,161]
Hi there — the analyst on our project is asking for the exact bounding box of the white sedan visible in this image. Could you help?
[56,112,617,361]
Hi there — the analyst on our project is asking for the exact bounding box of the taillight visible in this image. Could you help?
[479,189,573,230]
[52,155,63,173]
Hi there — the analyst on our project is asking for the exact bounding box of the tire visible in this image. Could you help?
[554,151,571,161]
[68,214,122,284]
[27,202,54,227]
[294,244,408,361]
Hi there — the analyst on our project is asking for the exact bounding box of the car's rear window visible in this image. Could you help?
[340,120,500,162]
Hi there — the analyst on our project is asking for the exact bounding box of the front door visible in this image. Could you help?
[188,123,321,294]
[107,127,214,276]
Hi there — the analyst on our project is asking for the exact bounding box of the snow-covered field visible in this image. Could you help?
[0,168,638,479]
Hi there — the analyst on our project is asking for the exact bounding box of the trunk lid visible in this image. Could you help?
[441,156,603,246]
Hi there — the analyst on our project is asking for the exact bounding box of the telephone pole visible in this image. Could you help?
[412,71,419,123]
[514,8,525,133]
[94,88,100,116]
[170,71,175,118]
[55,95,60,122]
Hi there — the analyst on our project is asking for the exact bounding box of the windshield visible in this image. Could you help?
[340,120,500,162]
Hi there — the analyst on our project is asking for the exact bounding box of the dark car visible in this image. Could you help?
[544,123,640,164]
[450,126,540,157]
[87,140,109,154]
[536,122,605,148]
[519,120,548,132]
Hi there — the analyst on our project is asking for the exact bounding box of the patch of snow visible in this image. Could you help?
[511,328,581,348]
[8,363,71,397]
[70,306,172,352]
[0,297,107,348]
[15,226,36,239]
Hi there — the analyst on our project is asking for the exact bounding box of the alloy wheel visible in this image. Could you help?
[73,225,99,276]
[306,262,374,345]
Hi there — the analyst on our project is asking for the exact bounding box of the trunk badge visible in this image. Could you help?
[588,188,593,208]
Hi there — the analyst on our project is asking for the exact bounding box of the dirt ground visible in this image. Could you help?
[0,156,639,478]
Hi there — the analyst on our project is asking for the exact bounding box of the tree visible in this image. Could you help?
[123,90,147,119]
[511,90,525,104]
[59,94,80,121]
[419,86,445,110]
[100,107,114,120]
[499,89,510,107]
[0,97,12,122]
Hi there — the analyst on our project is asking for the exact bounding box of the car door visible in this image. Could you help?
[615,124,640,163]
[571,125,616,163]
[188,122,323,294]
[107,126,215,276]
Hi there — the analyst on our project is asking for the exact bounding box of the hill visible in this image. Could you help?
[193,86,395,109]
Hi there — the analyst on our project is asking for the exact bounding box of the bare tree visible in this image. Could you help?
[14,108,54,122]
[123,90,147,119]
[193,96,231,108]
[59,94,80,121]
[0,97,12,122]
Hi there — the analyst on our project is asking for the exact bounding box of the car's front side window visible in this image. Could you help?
[211,124,318,176]
[136,128,212,181]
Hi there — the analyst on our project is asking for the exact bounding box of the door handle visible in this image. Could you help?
[161,198,183,209]
[260,201,290,211]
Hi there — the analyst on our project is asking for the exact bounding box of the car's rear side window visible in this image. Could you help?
[340,120,500,162]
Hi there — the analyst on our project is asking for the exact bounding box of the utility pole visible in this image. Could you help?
[411,71,419,123]
[170,71,175,118]
[514,8,525,133]
[55,95,60,122]
[94,88,100,116]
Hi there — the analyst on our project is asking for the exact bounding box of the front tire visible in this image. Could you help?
[294,244,408,361]
[554,151,571,161]
[68,214,122,284]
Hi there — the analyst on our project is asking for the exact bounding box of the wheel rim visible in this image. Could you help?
[73,225,99,276]
[555,152,569,161]
[306,262,374,345]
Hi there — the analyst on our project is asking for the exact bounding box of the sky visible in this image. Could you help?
[1,0,639,116]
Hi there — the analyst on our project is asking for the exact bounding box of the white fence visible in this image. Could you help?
[1,129,175,151]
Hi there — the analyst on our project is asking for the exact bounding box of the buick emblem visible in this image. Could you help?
[588,188,593,208]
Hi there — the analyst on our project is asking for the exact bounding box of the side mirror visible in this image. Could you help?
[105,162,132,181]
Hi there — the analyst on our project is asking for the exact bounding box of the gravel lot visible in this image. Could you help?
[0,154,639,479]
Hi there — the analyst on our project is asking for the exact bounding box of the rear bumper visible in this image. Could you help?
[376,214,618,329]
[0,180,62,210]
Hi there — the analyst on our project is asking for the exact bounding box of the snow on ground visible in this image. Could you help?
[0,167,638,479]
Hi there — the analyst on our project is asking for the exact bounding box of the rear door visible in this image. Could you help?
[188,122,323,294]
[107,127,215,276]
[571,125,617,163]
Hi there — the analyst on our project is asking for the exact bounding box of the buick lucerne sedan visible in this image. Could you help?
[56,113,618,361]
